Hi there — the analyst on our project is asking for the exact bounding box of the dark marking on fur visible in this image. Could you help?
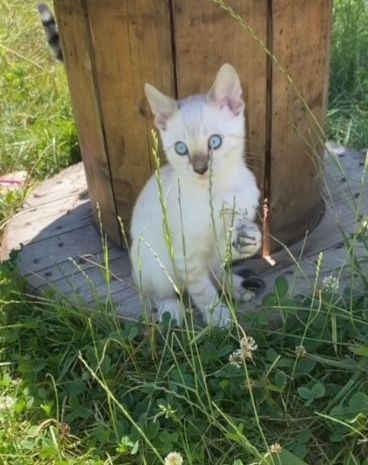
[37,3,63,61]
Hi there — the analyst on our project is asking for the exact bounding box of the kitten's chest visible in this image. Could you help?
[178,188,212,230]
[174,183,235,238]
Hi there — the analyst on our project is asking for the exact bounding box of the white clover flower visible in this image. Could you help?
[321,275,339,293]
[229,333,258,368]
[164,451,183,465]
[229,349,243,368]
[270,443,282,454]
[295,345,307,358]
[0,395,15,411]
[240,335,258,361]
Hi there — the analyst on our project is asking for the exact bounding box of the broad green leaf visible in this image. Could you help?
[311,382,326,399]
[262,293,277,307]
[275,275,289,299]
[349,392,368,414]
[330,392,368,420]
[266,348,279,362]
[275,370,287,390]
[294,430,312,444]
[307,354,356,370]
[264,448,309,465]
[298,387,312,400]
[291,443,307,460]
[329,429,345,443]
[218,344,234,357]
[278,358,294,369]
[294,358,316,377]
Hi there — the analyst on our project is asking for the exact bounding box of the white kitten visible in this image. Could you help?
[130,64,261,327]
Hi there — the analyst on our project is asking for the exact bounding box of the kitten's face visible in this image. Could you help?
[145,64,245,178]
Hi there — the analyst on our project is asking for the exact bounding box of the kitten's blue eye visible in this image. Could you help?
[174,141,189,156]
[208,134,222,150]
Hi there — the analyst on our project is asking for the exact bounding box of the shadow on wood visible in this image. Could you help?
[1,148,367,323]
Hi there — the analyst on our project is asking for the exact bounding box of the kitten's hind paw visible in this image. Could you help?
[203,303,232,328]
[154,298,182,326]
[230,271,265,302]
[241,275,265,293]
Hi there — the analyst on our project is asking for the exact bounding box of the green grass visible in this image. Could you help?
[328,0,368,148]
[0,0,79,226]
[1,0,368,464]
[1,250,368,465]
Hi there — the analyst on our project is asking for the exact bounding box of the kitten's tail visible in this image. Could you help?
[37,3,63,61]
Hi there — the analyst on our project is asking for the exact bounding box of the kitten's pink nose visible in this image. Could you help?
[191,154,208,175]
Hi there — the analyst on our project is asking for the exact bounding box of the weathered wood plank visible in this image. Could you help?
[242,149,367,275]
[0,167,93,259]
[15,224,106,275]
[6,199,91,248]
[269,0,332,246]
[323,150,368,207]
[25,247,125,288]
[41,279,141,321]
[86,0,175,230]
[172,0,268,188]
[38,256,134,298]
[35,258,141,320]
[24,163,87,207]
[243,204,360,275]
[53,0,121,244]
[106,288,143,320]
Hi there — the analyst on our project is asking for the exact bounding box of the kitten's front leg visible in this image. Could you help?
[185,273,231,327]
[231,217,262,260]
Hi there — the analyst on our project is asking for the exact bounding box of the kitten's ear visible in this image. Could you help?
[144,83,178,130]
[207,63,244,116]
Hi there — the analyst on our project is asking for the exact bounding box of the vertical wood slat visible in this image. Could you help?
[172,0,268,190]
[53,0,120,245]
[86,0,175,231]
[270,0,332,245]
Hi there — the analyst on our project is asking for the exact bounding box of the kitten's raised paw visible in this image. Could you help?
[232,219,262,258]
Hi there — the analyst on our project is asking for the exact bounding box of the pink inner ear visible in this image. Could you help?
[225,96,244,116]
[155,112,170,131]
[214,96,244,116]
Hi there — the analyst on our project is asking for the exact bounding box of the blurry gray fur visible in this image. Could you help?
[37,3,63,61]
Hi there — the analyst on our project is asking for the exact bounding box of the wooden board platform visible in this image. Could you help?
[1,146,367,320]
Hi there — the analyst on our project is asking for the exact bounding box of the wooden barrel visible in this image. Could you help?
[54,0,332,250]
